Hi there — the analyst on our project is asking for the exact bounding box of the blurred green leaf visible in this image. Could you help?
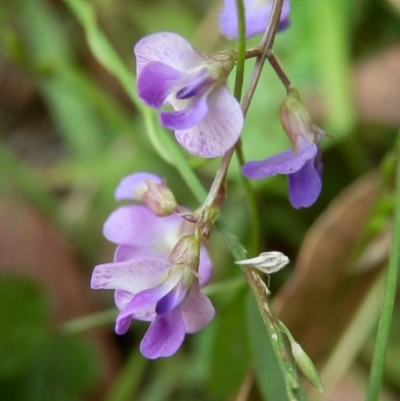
[208,289,250,399]
[0,276,50,379]
[0,277,100,400]
[247,294,288,401]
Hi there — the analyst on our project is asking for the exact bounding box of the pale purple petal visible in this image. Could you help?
[288,158,322,209]
[91,257,171,294]
[114,245,137,263]
[199,246,213,287]
[115,173,163,202]
[220,0,291,40]
[104,206,181,258]
[160,94,209,130]
[174,86,243,158]
[181,282,215,333]
[134,32,204,76]
[114,289,134,310]
[140,309,186,359]
[242,142,317,179]
[155,279,188,315]
[138,62,184,108]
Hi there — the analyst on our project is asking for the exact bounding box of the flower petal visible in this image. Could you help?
[103,206,181,258]
[220,0,291,40]
[155,279,188,315]
[181,282,215,333]
[91,257,171,294]
[114,289,134,309]
[140,309,186,359]
[138,62,184,108]
[288,158,322,209]
[160,94,209,131]
[115,172,163,202]
[174,86,243,158]
[134,32,204,76]
[115,315,132,335]
[116,266,183,324]
[242,142,317,179]
[199,246,213,287]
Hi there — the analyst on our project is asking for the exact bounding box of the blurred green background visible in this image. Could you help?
[0,0,399,400]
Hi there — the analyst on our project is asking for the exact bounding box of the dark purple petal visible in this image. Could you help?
[220,0,291,40]
[288,158,322,209]
[140,309,186,359]
[116,267,181,323]
[242,142,317,180]
[181,282,215,333]
[115,173,163,201]
[115,315,132,335]
[135,33,204,76]
[176,68,212,100]
[160,94,209,131]
[155,280,188,315]
[103,205,182,259]
[174,86,243,158]
[91,257,172,294]
[138,62,184,108]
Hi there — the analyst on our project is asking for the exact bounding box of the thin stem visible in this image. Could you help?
[233,0,246,101]
[60,309,117,335]
[366,135,400,401]
[201,0,285,215]
[267,51,292,92]
[241,0,285,115]
[236,143,261,254]
[232,0,260,254]
[245,47,263,59]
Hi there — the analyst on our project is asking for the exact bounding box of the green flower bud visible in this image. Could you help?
[168,234,200,276]
[280,88,325,154]
[142,181,177,216]
[291,342,323,393]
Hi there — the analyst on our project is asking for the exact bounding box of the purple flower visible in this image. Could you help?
[243,88,325,209]
[92,257,214,359]
[243,139,323,209]
[91,173,214,359]
[134,32,243,158]
[220,0,291,40]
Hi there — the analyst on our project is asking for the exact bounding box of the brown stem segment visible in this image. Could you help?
[267,51,292,91]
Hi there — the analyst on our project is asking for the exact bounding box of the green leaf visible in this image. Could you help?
[247,294,288,401]
[0,276,51,379]
[208,290,250,399]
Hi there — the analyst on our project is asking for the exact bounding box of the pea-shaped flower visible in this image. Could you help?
[243,89,324,209]
[220,0,291,40]
[134,32,243,158]
[91,173,214,359]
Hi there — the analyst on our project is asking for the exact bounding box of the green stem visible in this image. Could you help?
[60,309,117,335]
[233,0,260,254]
[233,0,246,101]
[366,135,400,401]
[236,143,261,254]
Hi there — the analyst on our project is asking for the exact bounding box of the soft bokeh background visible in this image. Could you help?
[0,0,399,400]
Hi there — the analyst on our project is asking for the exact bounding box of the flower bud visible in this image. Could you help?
[280,88,324,154]
[235,251,289,274]
[291,342,323,393]
[142,181,177,216]
[169,234,200,275]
